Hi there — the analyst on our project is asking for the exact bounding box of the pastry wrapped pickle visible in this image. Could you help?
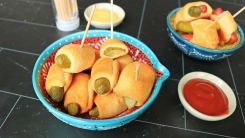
[100,38,128,59]
[173,1,212,30]
[45,64,73,103]
[210,11,237,43]
[89,57,120,96]
[116,54,133,73]
[89,92,127,119]
[64,73,94,116]
[55,44,95,73]
[190,19,219,49]
[114,61,155,108]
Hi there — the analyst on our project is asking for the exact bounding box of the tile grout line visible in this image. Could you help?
[0,17,56,29]
[0,90,39,101]
[0,47,40,56]
[179,0,187,130]
[136,0,147,39]
[135,119,235,138]
[168,78,179,81]
[235,19,245,22]
[178,0,181,7]
[14,0,86,11]
[14,0,51,5]
[182,53,187,129]
[226,57,245,124]
[0,96,21,129]
[207,0,245,6]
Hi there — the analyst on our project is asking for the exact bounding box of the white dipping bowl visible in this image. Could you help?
[84,3,125,29]
[178,71,237,121]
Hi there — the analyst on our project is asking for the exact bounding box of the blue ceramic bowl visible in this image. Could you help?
[167,8,245,61]
[32,30,170,130]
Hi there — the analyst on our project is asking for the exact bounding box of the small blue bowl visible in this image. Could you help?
[167,8,245,61]
[32,30,170,130]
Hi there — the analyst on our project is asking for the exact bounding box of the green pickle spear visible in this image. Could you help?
[67,103,80,116]
[177,21,220,33]
[49,86,64,103]
[188,6,201,17]
[103,47,126,57]
[94,78,111,95]
[55,54,71,68]
[89,106,99,116]
[176,21,193,33]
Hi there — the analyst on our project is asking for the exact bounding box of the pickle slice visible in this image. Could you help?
[94,78,111,95]
[89,106,99,116]
[188,6,201,17]
[103,47,126,57]
[55,54,71,68]
[176,21,193,33]
[215,22,220,30]
[176,21,220,33]
[67,103,80,116]
[49,86,64,103]
[123,96,137,109]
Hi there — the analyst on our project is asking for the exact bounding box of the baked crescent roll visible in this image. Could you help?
[45,63,73,102]
[173,1,212,30]
[55,44,95,73]
[90,92,127,119]
[100,38,129,59]
[94,49,101,62]
[64,73,94,115]
[89,57,120,96]
[190,19,219,49]
[87,49,101,70]
[116,54,134,73]
[210,11,237,43]
[113,61,155,106]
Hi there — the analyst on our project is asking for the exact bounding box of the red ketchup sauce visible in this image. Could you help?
[183,78,229,116]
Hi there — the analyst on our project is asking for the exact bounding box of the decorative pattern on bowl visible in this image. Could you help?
[166,8,245,61]
[32,30,170,130]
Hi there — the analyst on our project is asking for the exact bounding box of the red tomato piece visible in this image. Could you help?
[218,38,225,46]
[228,32,238,44]
[181,34,193,41]
[200,5,207,13]
[218,37,225,46]
[213,7,223,15]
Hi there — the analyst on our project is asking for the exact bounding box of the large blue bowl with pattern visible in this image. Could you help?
[167,8,245,61]
[32,30,170,130]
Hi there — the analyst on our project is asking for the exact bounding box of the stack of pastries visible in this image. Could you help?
[171,1,240,49]
[45,37,156,119]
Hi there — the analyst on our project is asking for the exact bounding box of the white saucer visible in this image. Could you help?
[84,3,125,29]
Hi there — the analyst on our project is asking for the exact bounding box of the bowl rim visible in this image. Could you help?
[178,71,237,121]
[166,7,245,53]
[32,30,170,124]
[84,3,125,28]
